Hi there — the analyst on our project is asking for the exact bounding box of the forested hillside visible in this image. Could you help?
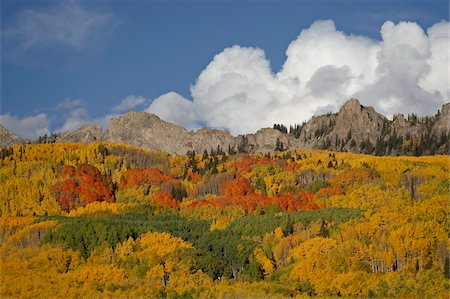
[0,142,448,298]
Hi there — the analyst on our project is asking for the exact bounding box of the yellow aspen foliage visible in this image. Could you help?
[290,237,337,295]
[87,242,115,265]
[166,268,213,296]
[0,216,35,243]
[170,155,189,177]
[68,264,128,297]
[210,215,234,230]
[0,244,84,298]
[274,226,284,239]
[253,247,275,277]
[115,237,137,259]
[68,201,123,217]
[146,264,166,290]
[272,234,303,268]
[5,220,58,250]
[137,232,192,258]
[202,280,299,298]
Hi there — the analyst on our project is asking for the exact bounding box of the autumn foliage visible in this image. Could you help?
[52,165,114,211]
[187,175,319,212]
[0,143,448,298]
[119,167,173,189]
[153,191,180,209]
[315,186,345,198]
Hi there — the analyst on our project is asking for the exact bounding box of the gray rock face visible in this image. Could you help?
[105,111,193,154]
[297,113,338,149]
[432,103,450,135]
[0,125,25,148]
[334,98,387,145]
[2,99,448,155]
[190,128,237,154]
[296,99,449,154]
[103,111,296,155]
[247,128,300,153]
[55,124,104,144]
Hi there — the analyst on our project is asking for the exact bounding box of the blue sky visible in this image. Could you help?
[1,0,449,138]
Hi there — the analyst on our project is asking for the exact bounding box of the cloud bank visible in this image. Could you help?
[0,113,51,139]
[1,19,448,139]
[148,20,449,135]
[112,96,148,113]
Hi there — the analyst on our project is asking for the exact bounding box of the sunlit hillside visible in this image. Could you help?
[0,142,448,298]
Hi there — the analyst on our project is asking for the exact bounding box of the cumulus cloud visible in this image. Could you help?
[146,92,199,130]
[148,20,449,135]
[0,113,51,139]
[4,19,448,137]
[57,105,117,133]
[112,95,148,113]
[58,107,91,132]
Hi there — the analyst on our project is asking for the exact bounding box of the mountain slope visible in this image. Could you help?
[0,124,25,148]
[295,99,449,155]
[3,99,449,155]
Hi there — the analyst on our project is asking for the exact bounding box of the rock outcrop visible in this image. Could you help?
[103,111,295,155]
[295,99,449,155]
[104,111,193,154]
[334,98,387,145]
[432,103,450,135]
[2,99,449,155]
[0,125,25,148]
[55,124,103,144]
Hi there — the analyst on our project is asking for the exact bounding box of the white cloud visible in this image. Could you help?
[0,113,51,139]
[148,20,449,135]
[58,107,91,132]
[57,105,117,133]
[146,92,199,130]
[4,19,448,137]
[56,98,84,110]
[419,21,450,100]
[112,95,148,113]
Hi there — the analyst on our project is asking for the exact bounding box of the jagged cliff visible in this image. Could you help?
[0,124,25,148]
[103,111,295,155]
[2,99,449,155]
[294,99,449,155]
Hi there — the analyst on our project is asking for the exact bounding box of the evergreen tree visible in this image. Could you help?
[275,138,285,151]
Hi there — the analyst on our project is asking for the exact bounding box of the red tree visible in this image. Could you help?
[53,165,114,211]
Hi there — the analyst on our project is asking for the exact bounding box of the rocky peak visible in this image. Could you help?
[55,124,104,144]
[247,128,299,152]
[105,111,192,154]
[2,98,448,156]
[340,98,363,112]
[431,103,450,135]
[334,98,386,144]
[0,124,25,148]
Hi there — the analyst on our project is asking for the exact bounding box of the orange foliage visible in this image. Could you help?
[187,177,319,213]
[52,165,114,211]
[153,192,180,209]
[119,167,173,189]
[185,170,201,183]
[315,186,345,199]
[228,156,273,174]
[273,192,319,212]
[231,193,272,212]
[223,176,254,199]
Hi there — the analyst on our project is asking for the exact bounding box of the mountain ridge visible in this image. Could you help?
[2,99,449,156]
